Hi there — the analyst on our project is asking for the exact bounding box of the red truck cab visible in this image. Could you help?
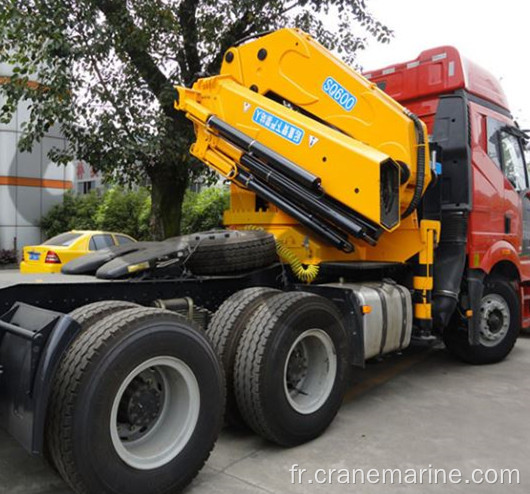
[367,47,530,329]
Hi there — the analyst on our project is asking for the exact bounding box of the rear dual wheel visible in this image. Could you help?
[69,299,139,329]
[47,307,224,494]
[206,287,280,426]
[233,291,350,446]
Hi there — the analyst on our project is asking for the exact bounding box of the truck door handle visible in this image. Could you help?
[505,214,512,234]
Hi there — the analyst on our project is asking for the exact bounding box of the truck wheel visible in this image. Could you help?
[443,280,520,364]
[69,300,139,330]
[44,300,141,471]
[207,287,280,426]
[186,230,278,275]
[234,292,349,446]
[47,307,224,494]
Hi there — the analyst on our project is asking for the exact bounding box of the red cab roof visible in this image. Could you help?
[364,46,510,112]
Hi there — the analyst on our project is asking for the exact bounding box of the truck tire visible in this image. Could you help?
[186,230,278,275]
[47,307,225,494]
[69,300,139,330]
[233,292,349,446]
[207,287,280,426]
[43,301,140,471]
[443,279,520,364]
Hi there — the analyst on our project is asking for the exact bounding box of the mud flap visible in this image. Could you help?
[467,270,485,346]
[0,303,80,454]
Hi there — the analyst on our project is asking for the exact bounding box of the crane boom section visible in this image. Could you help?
[219,28,429,209]
[178,76,400,234]
[175,28,438,268]
[175,28,440,324]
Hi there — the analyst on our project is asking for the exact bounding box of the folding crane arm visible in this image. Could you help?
[175,28,436,261]
[219,28,428,212]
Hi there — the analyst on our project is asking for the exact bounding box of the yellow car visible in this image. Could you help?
[20,230,137,274]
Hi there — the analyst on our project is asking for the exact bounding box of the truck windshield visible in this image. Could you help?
[43,232,83,247]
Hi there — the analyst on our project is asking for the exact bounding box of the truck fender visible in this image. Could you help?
[479,240,521,278]
[0,303,81,455]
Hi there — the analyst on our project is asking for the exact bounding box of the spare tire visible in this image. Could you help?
[185,230,278,275]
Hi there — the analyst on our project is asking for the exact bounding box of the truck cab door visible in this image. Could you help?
[520,187,530,257]
[518,140,530,258]
[498,129,530,262]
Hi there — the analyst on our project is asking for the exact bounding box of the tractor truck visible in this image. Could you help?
[1,28,528,494]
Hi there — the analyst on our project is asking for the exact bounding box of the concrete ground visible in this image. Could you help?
[2,336,530,494]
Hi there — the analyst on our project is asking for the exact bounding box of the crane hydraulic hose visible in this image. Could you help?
[244,226,320,283]
[402,110,427,218]
[275,240,320,283]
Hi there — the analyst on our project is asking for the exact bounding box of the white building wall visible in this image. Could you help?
[0,88,74,251]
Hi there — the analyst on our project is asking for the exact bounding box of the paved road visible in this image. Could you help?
[2,337,529,494]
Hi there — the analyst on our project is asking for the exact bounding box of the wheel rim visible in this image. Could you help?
[110,356,200,470]
[479,293,510,347]
[283,329,337,415]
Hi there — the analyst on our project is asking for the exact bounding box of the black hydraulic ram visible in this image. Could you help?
[235,169,354,252]
[207,116,322,191]
[240,153,380,245]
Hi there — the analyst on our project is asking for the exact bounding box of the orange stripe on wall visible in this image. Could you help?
[0,176,73,189]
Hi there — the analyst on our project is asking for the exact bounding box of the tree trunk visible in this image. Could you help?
[149,164,188,239]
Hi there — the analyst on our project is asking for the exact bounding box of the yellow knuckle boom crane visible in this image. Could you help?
[0,28,524,493]
[175,28,440,325]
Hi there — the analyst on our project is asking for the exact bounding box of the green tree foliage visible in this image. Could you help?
[181,187,230,234]
[40,191,100,238]
[0,0,391,238]
[40,186,229,240]
[95,187,151,240]
[40,188,150,239]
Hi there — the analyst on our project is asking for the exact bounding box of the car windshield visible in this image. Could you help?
[43,232,83,247]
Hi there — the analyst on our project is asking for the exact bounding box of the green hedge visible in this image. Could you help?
[40,190,101,239]
[95,187,151,240]
[0,249,17,265]
[181,187,230,235]
[40,186,229,241]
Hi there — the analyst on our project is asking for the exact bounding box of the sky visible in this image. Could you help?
[355,0,530,127]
